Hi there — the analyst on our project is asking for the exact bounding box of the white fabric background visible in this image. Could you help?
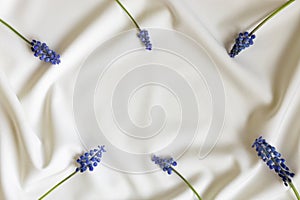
[0,0,300,199]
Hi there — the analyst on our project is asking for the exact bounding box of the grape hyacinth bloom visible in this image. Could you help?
[75,145,106,173]
[115,0,152,50]
[137,29,152,50]
[252,136,300,199]
[39,145,106,200]
[152,155,202,200]
[31,40,61,65]
[229,0,295,58]
[229,32,255,58]
[0,17,61,65]
[152,155,177,175]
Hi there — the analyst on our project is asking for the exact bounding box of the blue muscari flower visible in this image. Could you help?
[75,145,106,173]
[151,155,203,199]
[114,0,153,51]
[228,1,294,58]
[31,40,61,65]
[151,155,177,175]
[229,32,255,58]
[39,145,106,199]
[0,18,61,65]
[252,136,295,186]
[137,29,152,51]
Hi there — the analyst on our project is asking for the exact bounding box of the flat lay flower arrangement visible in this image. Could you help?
[0,0,299,199]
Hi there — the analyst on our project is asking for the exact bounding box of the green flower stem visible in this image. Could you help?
[171,167,202,200]
[115,0,141,30]
[0,17,31,45]
[38,170,78,200]
[289,182,300,200]
[250,0,295,35]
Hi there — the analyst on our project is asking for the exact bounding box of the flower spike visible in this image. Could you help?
[151,155,177,175]
[229,32,255,58]
[252,136,294,186]
[229,0,295,58]
[252,136,300,199]
[31,40,61,65]
[151,155,202,200]
[137,29,152,50]
[115,0,152,50]
[75,145,106,173]
[39,145,106,200]
[0,17,61,65]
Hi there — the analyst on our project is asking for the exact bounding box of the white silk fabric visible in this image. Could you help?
[0,0,299,199]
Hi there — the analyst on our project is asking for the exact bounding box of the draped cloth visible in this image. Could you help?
[0,0,299,199]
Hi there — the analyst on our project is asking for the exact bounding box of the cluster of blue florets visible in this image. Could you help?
[137,29,152,51]
[252,136,295,186]
[229,32,256,58]
[75,145,106,173]
[152,155,177,175]
[30,40,61,65]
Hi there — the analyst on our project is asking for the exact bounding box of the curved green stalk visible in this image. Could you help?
[115,0,141,30]
[289,182,300,200]
[38,171,78,200]
[0,18,31,45]
[250,0,295,35]
[171,167,202,200]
